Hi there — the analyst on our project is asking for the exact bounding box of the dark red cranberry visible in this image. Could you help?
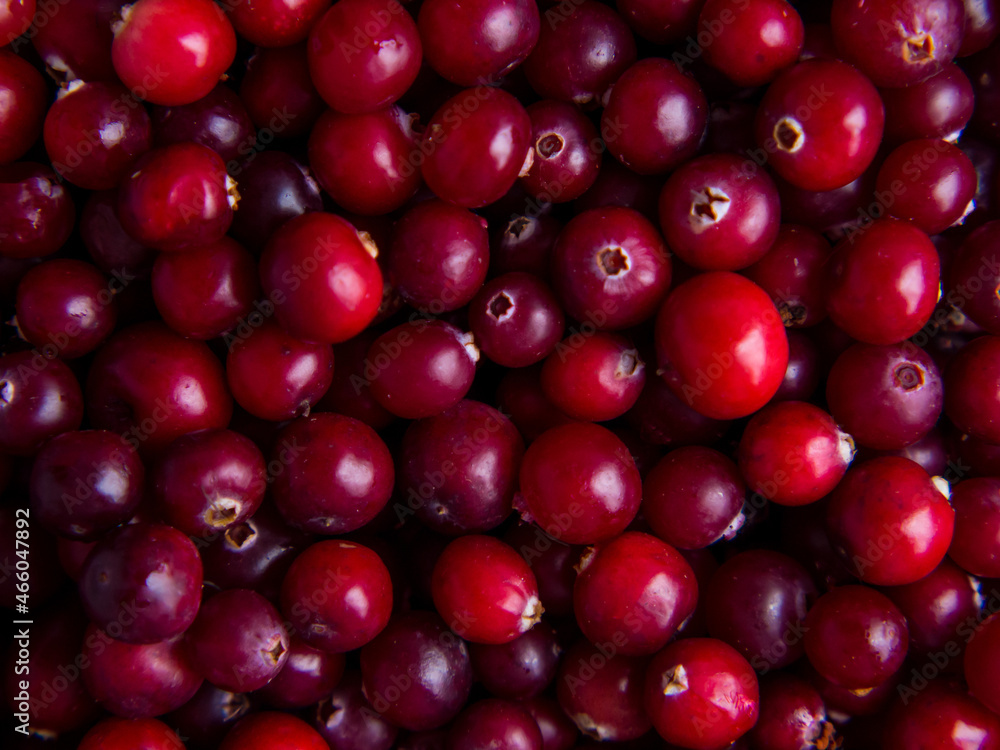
[655,272,789,419]
[0,351,84,456]
[469,272,564,367]
[81,190,158,278]
[307,0,421,113]
[960,0,1000,54]
[826,342,943,450]
[550,206,671,330]
[315,330,396,430]
[281,539,393,652]
[642,446,746,549]
[447,699,543,750]
[399,400,523,535]
[521,100,601,202]
[738,401,855,507]
[79,718,187,750]
[118,142,237,252]
[59,538,98,581]
[881,63,975,142]
[556,638,652,742]
[965,611,1000,715]
[575,531,697,655]
[658,152,781,271]
[240,44,326,140]
[504,522,582,619]
[0,49,46,165]
[0,162,76,259]
[165,683,251,749]
[79,522,203,644]
[82,624,202,717]
[85,322,233,454]
[496,364,575,442]
[749,674,838,750]
[625,373,731,448]
[754,58,884,191]
[490,213,562,278]
[259,212,383,344]
[944,335,1000,443]
[948,221,1000,335]
[313,670,398,750]
[112,0,237,106]
[830,0,966,87]
[524,0,637,106]
[771,330,822,402]
[516,422,642,544]
[151,429,266,538]
[805,585,909,689]
[644,637,759,750]
[883,682,1000,750]
[601,57,708,175]
[308,106,420,216]
[540,332,645,422]
[228,0,331,47]
[421,87,531,208]
[949,477,1000,577]
[468,622,560,700]
[387,199,489,311]
[774,163,880,234]
[220,712,328,750]
[744,224,831,327]
[520,696,579,750]
[15,259,118,358]
[864,424,948,476]
[616,0,702,43]
[29,0,117,82]
[30,430,144,540]
[151,84,257,169]
[256,634,345,709]
[705,550,817,671]
[701,0,804,86]
[573,155,662,221]
[360,611,473,731]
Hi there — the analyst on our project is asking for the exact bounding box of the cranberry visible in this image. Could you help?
[658,153,781,271]
[112,0,237,106]
[469,272,564,367]
[601,57,708,175]
[961,0,1000,55]
[883,682,1000,750]
[29,0,117,82]
[625,373,732,448]
[830,0,966,87]
[79,718,186,750]
[307,0,421,113]
[257,635,345,709]
[0,49,46,166]
[447,699,544,750]
[948,477,1000,576]
[516,422,642,544]
[316,330,396,430]
[948,220,1000,335]
[944,335,1000,444]
[754,58,884,191]
[550,206,671,330]
[259,212,383,344]
[360,611,473,730]
[615,0,701,43]
[0,351,84,456]
[0,162,76,259]
[496,364,575,442]
[468,622,560,700]
[0,0,33,43]
[749,674,838,750]
[151,84,257,169]
[220,712,328,750]
[228,0,331,47]
[504,522,582,619]
[701,0,804,86]
[81,190,158,278]
[744,224,831,328]
[313,670,398,750]
[644,637,760,750]
[655,271,789,420]
[574,155,662,221]
[490,212,562,278]
[881,63,975,142]
[240,44,326,140]
[520,100,601,204]
[965,611,1000,715]
[166,683,251,749]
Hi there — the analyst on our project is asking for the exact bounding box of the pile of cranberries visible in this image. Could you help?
[5,0,1000,747]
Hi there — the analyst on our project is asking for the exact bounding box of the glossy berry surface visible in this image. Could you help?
[0,50,47,166]
[882,682,1000,750]
[701,0,805,87]
[944,335,1000,444]
[228,0,331,47]
[948,220,1000,335]
[447,699,543,750]
[0,351,84,456]
[78,718,186,750]
[468,622,560,700]
[257,635,345,709]
[468,272,564,367]
[949,477,1000,577]
[220,711,328,750]
[0,162,76,259]
[521,99,601,202]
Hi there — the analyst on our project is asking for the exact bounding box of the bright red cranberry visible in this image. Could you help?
[754,58,884,191]
[431,534,542,644]
[399,400,523,535]
[882,64,975,142]
[504,521,582,619]
[826,219,940,345]
[738,401,855,507]
[490,212,561,278]
[447,699,543,750]
[308,106,420,216]
[270,413,392,534]
[82,624,202,718]
[80,190,158,278]
[948,221,1000,335]
[961,0,1000,54]
[520,100,601,202]
[831,0,966,87]
[749,674,838,750]
[151,429,266,537]
[826,342,943,450]
[701,0,804,86]
[43,81,153,190]
[550,206,671,330]
[516,422,642,544]
[0,162,76,259]
[151,84,256,169]
[0,351,84,456]
[257,634,345,709]
[79,522,203,644]
[744,224,831,327]
[118,143,237,252]
[468,622,560,700]
[658,153,781,271]
[79,718,186,750]
[15,259,118,359]
[0,0,33,42]
[30,430,144,540]
[655,272,789,420]
[360,611,473,730]
[228,0,331,47]
[281,539,392,652]
[524,0,637,106]
[0,49,46,165]
[421,87,531,208]
[884,682,1000,750]
[226,321,333,422]
[642,446,745,549]
[949,477,1000,577]
[313,670,398,750]
[826,456,954,585]
[601,57,707,175]
[540,332,645,422]
[805,585,909,689]
[112,0,237,106]
[706,550,818,671]
[240,44,326,140]
[469,272,564,367]
[645,637,759,750]
[556,638,651,742]
[85,322,233,454]
[965,611,1000,715]
[575,531,697,656]
[220,711,328,750]
[307,0,421,113]
[366,319,478,419]
[259,212,383,344]
[945,335,1000,444]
